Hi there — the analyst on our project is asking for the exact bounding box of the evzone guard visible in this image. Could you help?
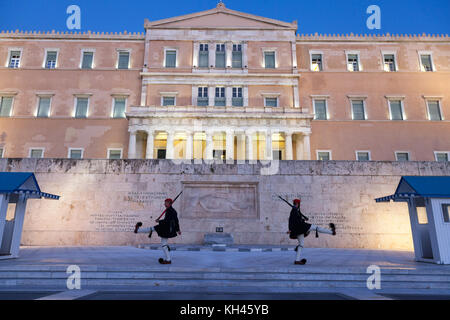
[134,194,182,264]
[279,196,336,265]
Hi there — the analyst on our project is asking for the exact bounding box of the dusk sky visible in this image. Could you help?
[0,0,449,35]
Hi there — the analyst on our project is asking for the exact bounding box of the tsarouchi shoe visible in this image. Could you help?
[294,259,307,265]
[329,223,336,235]
[158,258,171,264]
[134,222,142,233]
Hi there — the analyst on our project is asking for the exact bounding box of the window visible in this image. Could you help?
[215,87,225,106]
[427,100,442,121]
[213,149,225,160]
[356,151,370,161]
[389,100,404,120]
[215,44,225,68]
[165,50,176,68]
[112,97,126,118]
[317,151,331,161]
[311,54,322,71]
[117,51,130,69]
[435,152,449,162]
[265,97,278,107]
[313,99,327,120]
[69,148,83,159]
[351,100,365,120]
[273,150,282,160]
[75,97,89,118]
[108,149,122,159]
[45,51,57,69]
[420,54,433,72]
[264,51,275,69]
[0,96,13,117]
[347,53,360,71]
[8,50,21,68]
[198,44,209,68]
[0,147,4,158]
[383,54,396,72]
[29,148,44,158]
[442,204,450,223]
[197,87,208,106]
[395,152,409,161]
[37,97,51,118]
[232,87,243,107]
[81,51,94,69]
[162,96,175,106]
[157,149,166,159]
[232,44,242,68]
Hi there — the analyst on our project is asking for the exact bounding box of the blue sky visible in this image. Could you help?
[0,0,449,35]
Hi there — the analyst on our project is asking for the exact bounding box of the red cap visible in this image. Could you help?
[293,199,301,205]
[165,198,173,204]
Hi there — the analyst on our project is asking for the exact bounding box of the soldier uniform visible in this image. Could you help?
[288,199,336,265]
[135,198,181,264]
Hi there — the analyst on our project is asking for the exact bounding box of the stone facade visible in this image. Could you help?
[1,158,449,249]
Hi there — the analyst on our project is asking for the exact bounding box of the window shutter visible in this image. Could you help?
[165,51,176,68]
[113,98,126,118]
[390,100,403,120]
[428,101,442,120]
[352,100,365,120]
[0,97,13,117]
[82,52,93,69]
[118,52,129,69]
[37,97,51,117]
[265,52,275,68]
[76,98,88,118]
[314,100,327,120]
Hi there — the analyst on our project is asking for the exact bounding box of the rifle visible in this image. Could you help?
[277,195,309,221]
[156,191,183,221]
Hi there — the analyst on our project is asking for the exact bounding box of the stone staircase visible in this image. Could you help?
[0,264,449,290]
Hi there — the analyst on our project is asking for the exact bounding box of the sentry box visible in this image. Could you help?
[376,176,450,265]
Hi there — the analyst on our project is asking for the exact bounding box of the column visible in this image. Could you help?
[193,42,199,68]
[226,130,234,161]
[145,130,154,159]
[209,41,216,68]
[208,86,215,106]
[266,130,273,160]
[243,86,249,107]
[9,194,26,257]
[242,41,248,70]
[303,132,311,160]
[140,83,147,106]
[295,134,304,160]
[166,130,174,159]
[128,131,137,159]
[191,86,197,106]
[226,42,232,68]
[185,131,193,160]
[0,194,8,251]
[285,132,293,160]
[293,84,300,108]
[245,130,254,161]
[205,131,213,160]
[225,87,232,107]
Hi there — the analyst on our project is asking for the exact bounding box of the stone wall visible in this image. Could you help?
[1,158,449,249]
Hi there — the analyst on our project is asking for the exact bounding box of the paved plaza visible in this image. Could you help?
[0,245,449,300]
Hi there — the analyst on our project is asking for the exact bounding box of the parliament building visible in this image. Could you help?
[1,3,449,162]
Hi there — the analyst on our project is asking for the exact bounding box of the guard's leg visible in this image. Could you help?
[161,237,171,262]
[136,226,154,234]
[295,234,305,263]
[310,224,334,235]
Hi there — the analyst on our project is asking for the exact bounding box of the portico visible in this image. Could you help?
[126,106,312,161]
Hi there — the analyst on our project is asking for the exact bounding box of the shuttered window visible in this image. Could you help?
[428,100,442,121]
[347,54,359,71]
[108,149,122,159]
[197,87,208,106]
[264,51,275,69]
[162,97,175,106]
[352,100,365,120]
[396,152,409,161]
[9,51,21,68]
[357,152,370,161]
[37,97,51,118]
[165,50,176,68]
[232,87,243,106]
[389,100,403,120]
[215,44,225,68]
[75,97,88,118]
[265,97,277,107]
[81,52,94,69]
[69,149,83,159]
[215,87,225,106]
[199,44,209,68]
[30,149,44,158]
[435,153,449,162]
[318,152,330,161]
[314,100,327,120]
[118,51,130,69]
[113,98,126,118]
[232,44,242,68]
[0,97,13,117]
[311,54,322,71]
[420,55,433,71]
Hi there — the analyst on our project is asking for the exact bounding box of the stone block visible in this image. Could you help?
[204,233,234,245]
